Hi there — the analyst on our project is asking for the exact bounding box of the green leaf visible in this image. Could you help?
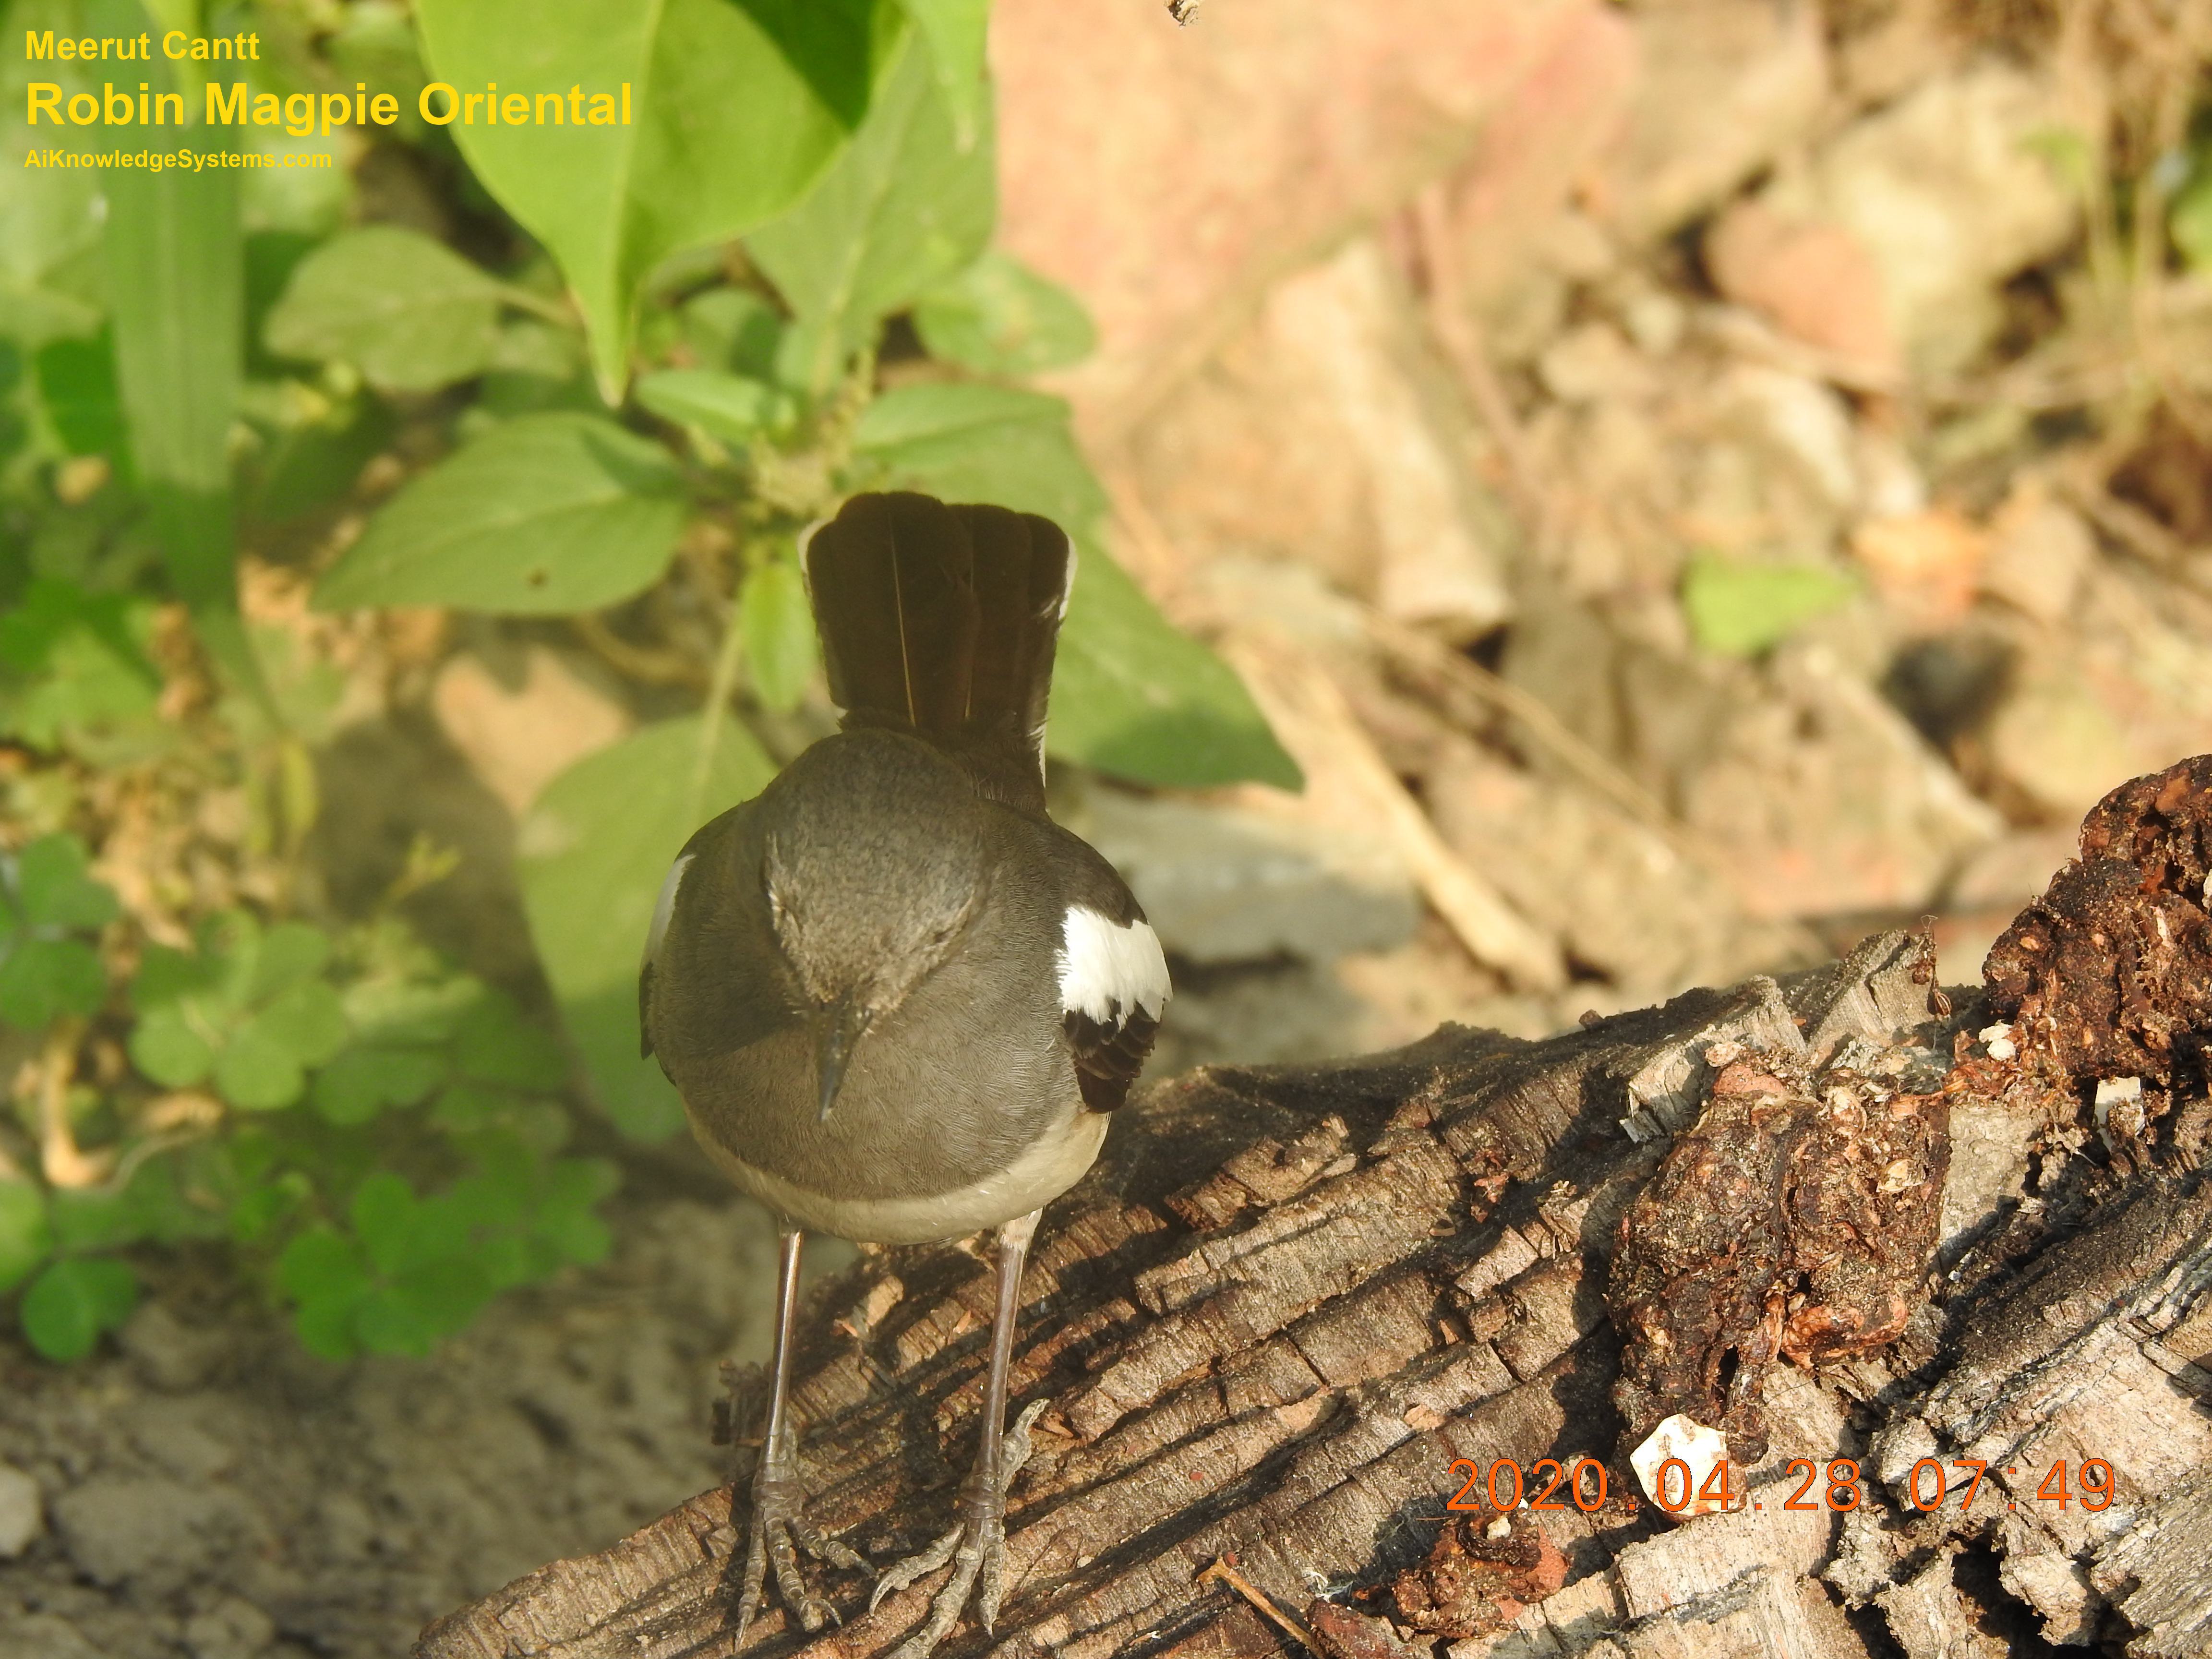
[0,579,162,753]
[19,1257,137,1364]
[2174,173,2212,271]
[314,413,687,614]
[899,0,991,151]
[13,835,120,932]
[740,557,818,712]
[248,980,350,1067]
[519,716,777,1138]
[1052,552,1304,789]
[311,1046,448,1126]
[1682,555,1860,658]
[34,331,130,464]
[128,1006,215,1088]
[451,993,569,1091]
[249,921,331,1002]
[264,226,508,393]
[413,0,874,398]
[0,939,105,1030]
[0,1180,52,1295]
[213,1019,310,1111]
[748,34,996,391]
[635,368,791,445]
[914,250,1095,376]
[852,382,1105,530]
[277,1226,371,1359]
[680,287,784,378]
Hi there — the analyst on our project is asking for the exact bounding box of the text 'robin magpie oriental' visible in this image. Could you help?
[639,492,1169,1656]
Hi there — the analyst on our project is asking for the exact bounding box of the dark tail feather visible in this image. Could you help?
[804,492,1071,785]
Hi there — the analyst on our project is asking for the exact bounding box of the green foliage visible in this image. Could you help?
[0,581,164,760]
[413,0,881,397]
[2174,172,2212,271]
[0,834,119,1031]
[0,1182,53,1295]
[518,717,777,1139]
[748,33,996,393]
[313,413,687,613]
[915,251,1097,376]
[739,556,819,712]
[1682,555,1861,658]
[635,368,793,445]
[129,912,350,1111]
[19,1257,138,1363]
[264,226,512,393]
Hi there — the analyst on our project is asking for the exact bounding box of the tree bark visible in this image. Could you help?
[415,770,2212,1659]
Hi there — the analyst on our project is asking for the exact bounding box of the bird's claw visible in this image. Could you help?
[874,1400,1048,1659]
[732,1458,867,1648]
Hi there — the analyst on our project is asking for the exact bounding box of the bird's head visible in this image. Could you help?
[757,738,986,1120]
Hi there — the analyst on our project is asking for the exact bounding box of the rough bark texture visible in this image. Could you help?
[416,762,2212,1659]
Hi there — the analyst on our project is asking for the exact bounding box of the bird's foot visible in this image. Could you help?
[732,1451,868,1648]
[871,1399,1049,1659]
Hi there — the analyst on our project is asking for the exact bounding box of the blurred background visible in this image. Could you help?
[4,1,2212,1655]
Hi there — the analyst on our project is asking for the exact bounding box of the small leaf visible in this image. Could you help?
[249,921,331,1002]
[852,382,1105,533]
[311,1046,449,1126]
[748,34,995,390]
[0,1180,52,1295]
[0,940,106,1030]
[0,579,162,752]
[127,1007,216,1088]
[914,251,1096,376]
[519,717,777,1138]
[19,1257,138,1364]
[313,413,687,615]
[740,557,818,712]
[264,225,507,392]
[1682,555,1860,658]
[635,368,791,445]
[13,835,121,932]
[680,287,784,377]
[277,1226,371,1359]
[452,993,569,1091]
[349,1171,418,1277]
[34,331,130,464]
[214,1019,311,1111]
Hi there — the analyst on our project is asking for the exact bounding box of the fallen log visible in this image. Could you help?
[416,758,2212,1659]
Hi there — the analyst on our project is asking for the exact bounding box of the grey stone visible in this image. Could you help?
[1074,786,1419,966]
[0,1613,102,1659]
[183,1597,276,1659]
[0,1461,44,1557]
[50,1475,255,1592]
[118,1301,228,1392]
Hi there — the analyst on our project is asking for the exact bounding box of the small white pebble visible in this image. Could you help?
[1979,1023,2017,1062]
[0,1463,43,1558]
[1484,1515,1513,1540]
[1631,1414,1732,1519]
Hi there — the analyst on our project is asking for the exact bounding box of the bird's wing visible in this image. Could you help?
[636,841,697,1062]
[1053,854,1169,1113]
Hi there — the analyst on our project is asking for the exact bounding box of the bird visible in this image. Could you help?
[638,491,1170,1657]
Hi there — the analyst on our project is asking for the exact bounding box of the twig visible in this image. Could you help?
[1196,1556,1320,1656]
[37,1019,112,1189]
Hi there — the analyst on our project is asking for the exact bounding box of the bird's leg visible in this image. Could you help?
[733,1228,866,1647]
[872,1207,1049,1659]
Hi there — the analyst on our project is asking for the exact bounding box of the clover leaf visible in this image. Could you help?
[0,834,119,1031]
[128,911,349,1111]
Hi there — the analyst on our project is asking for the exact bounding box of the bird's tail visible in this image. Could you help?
[802,492,1072,792]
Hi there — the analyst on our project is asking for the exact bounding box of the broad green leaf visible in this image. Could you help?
[1683,555,1860,658]
[414,0,880,398]
[740,557,818,712]
[748,35,996,392]
[0,1180,51,1294]
[1052,553,1304,790]
[247,980,350,1067]
[20,1256,137,1363]
[264,226,507,392]
[900,0,990,150]
[680,287,784,378]
[635,368,791,445]
[915,251,1097,376]
[314,413,686,614]
[0,940,105,1030]
[214,1019,311,1111]
[519,716,777,1138]
[852,385,1299,788]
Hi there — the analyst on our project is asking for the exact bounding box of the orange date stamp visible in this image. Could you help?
[1446,1455,2122,1516]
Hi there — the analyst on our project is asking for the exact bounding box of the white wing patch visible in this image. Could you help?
[1057,905,1168,1023]
[644,853,693,966]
